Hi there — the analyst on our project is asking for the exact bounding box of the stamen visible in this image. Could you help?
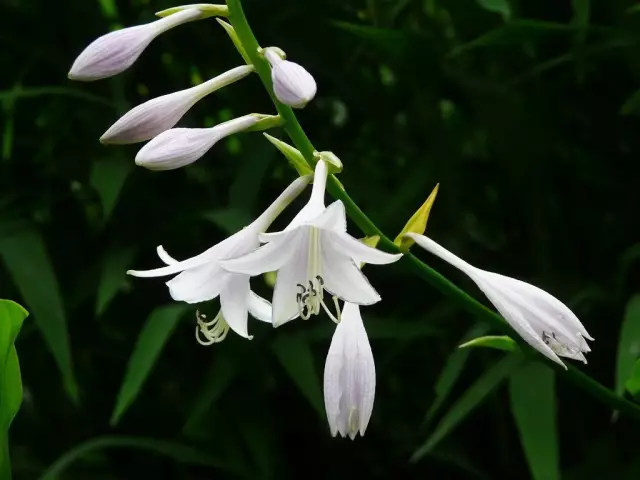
[542,330,581,358]
[347,406,359,437]
[296,275,342,323]
[195,310,229,346]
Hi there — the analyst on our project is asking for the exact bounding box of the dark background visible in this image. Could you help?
[1,0,640,478]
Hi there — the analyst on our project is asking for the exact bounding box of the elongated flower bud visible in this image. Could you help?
[68,8,202,81]
[324,303,376,439]
[135,114,258,170]
[100,65,254,144]
[264,48,317,108]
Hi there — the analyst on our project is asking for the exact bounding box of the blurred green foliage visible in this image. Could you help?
[2,0,640,478]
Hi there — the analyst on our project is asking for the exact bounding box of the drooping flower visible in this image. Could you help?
[100,65,254,144]
[127,175,311,342]
[222,159,402,327]
[134,114,262,170]
[69,8,203,81]
[263,47,317,108]
[324,302,376,439]
[406,233,593,368]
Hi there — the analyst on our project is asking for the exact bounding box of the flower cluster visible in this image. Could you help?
[69,3,593,439]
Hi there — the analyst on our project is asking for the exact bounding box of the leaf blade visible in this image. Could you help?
[616,295,640,396]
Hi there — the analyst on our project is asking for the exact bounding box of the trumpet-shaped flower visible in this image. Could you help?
[222,160,402,327]
[264,48,317,108]
[69,8,203,81]
[100,65,254,144]
[324,302,376,439]
[135,114,260,170]
[406,233,593,368]
[127,175,311,341]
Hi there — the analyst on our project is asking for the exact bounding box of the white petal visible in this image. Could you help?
[156,245,178,265]
[68,9,201,81]
[221,229,302,275]
[128,243,225,278]
[472,273,566,368]
[324,313,347,437]
[220,274,251,339]
[329,231,402,265]
[166,263,230,304]
[311,200,347,233]
[271,237,308,326]
[101,65,254,144]
[248,291,272,323]
[135,115,258,170]
[321,238,381,305]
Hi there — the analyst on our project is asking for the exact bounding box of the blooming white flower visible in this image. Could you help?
[264,48,317,108]
[100,65,254,144]
[127,175,311,342]
[222,160,402,327]
[324,302,376,439]
[68,8,202,81]
[135,114,260,170]
[406,233,594,368]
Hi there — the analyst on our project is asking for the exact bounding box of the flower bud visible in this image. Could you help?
[68,8,202,81]
[264,48,317,108]
[134,114,258,170]
[100,65,254,144]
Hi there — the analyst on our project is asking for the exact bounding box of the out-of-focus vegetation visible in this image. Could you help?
[2,0,640,478]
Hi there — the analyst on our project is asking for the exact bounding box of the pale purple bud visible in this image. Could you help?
[68,8,202,81]
[134,114,258,170]
[264,48,317,108]
[100,65,254,144]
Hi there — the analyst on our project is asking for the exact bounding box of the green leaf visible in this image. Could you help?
[459,335,518,352]
[38,435,244,480]
[89,156,133,223]
[412,354,522,462]
[620,89,640,116]
[203,208,253,235]
[263,134,313,177]
[476,0,511,21]
[0,300,27,480]
[271,333,324,417]
[110,304,189,425]
[0,228,78,402]
[509,362,559,480]
[96,246,136,317]
[425,323,490,423]
[616,295,640,396]
[625,359,640,397]
[571,0,590,27]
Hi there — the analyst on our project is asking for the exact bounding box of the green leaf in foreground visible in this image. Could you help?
[0,300,28,480]
[110,304,190,425]
[509,362,559,480]
[616,295,640,396]
[412,354,522,462]
[625,359,640,398]
[0,227,78,402]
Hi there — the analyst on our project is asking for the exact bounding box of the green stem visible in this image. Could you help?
[225,0,640,420]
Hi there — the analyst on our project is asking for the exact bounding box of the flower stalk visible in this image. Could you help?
[225,0,640,420]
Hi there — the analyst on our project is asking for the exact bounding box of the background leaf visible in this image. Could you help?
[616,295,640,396]
[110,304,190,425]
[509,361,559,480]
[0,227,77,402]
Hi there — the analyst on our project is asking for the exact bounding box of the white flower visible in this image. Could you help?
[324,302,376,439]
[68,8,202,81]
[222,160,402,327]
[264,48,317,108]
[100,65,254,144]
[127,175,311,342]
[406,233,594,368]
[135,114,259,170]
